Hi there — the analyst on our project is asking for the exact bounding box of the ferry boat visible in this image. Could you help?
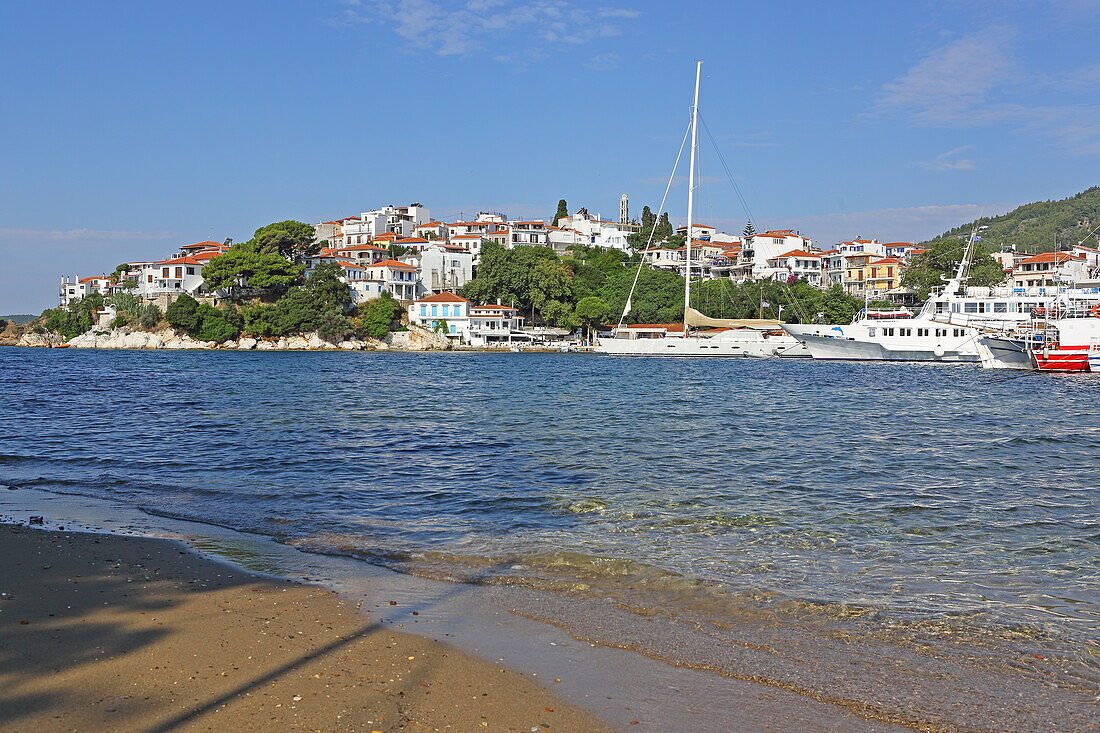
[783,223,1100,362]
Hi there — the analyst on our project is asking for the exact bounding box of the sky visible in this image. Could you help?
[1,0,1098,313]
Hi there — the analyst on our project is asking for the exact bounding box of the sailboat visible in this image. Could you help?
[596,61,808,358]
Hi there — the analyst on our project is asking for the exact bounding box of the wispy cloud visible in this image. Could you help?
[334,1,640,58]
[0,228,177,241]
[917,145,977,171]
[870,27,1100,154]
[584,53,620,70]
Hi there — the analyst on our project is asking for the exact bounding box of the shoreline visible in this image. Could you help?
[0,487,916,733]
[0,521,616,733]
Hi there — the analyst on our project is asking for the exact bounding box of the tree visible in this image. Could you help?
[354,294,403,338]
[574,296,610,341]
[901,237,1006,299]
[742,222,756,239]
[553,199,569,227]
[654,212,673,242]
[251,220,320,261]
[305,261,353,312]
[165,294,203,334]
[201,242,304,295]
[42,292,104,339]
[640,206,656,230]
[528,258,574,322]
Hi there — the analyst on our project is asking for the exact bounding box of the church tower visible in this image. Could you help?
[619,193,629,224]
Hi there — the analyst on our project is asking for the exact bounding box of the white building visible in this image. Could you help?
[408,292,471,340]
[467,305,526,346]
[1011,251,1090,288]
[741,230,815,279]
[340,204,431,245]
[414,244,474,295]
[553,211,638,251]
[362,259,419,300]
[764,249,823,285]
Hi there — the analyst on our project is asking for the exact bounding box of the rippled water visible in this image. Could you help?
[2,349,1097,664]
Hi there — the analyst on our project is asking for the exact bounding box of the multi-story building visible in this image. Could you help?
[467,304,525,346]
[361,259,419,301]
[408,292,471,339]
[1011,251,1089,288]
[740,230,814,279]
[764,249,823,285]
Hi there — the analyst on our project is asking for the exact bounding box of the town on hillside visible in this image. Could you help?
[54,199,1100,347]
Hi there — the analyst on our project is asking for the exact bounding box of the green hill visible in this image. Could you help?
[0,314,36,325]
[924,186,1100,253]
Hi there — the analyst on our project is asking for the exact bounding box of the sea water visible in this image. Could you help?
[2,348,1097,728]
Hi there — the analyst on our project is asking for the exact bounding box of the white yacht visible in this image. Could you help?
[596,61,806,359]
[784,226,1100,362]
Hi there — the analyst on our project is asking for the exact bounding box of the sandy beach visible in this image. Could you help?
[0,523,615,732]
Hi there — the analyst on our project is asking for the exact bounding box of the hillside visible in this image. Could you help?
[923,186,1100,253]
[1,314,36,325]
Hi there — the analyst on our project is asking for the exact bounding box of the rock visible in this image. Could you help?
[255,340,276,350]
[338,340,357,350]
[237,337,257,350]
[17,331,66,347]
[275,337,289,350]
[286,336,309,350]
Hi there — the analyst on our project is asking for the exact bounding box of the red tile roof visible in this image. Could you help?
[180,240,224,250]
[367,259,418,270]
[155,256,206,266]
[1018,251,1084,264]
[774,249,821,258]
[415,292,470,304]
[869,257,903,265]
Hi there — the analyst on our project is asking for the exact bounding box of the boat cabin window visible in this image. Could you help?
[917,328,929,337]
[883,328,895,336]
[935,329,947,337]
[868,328,876,337]
[935,302,948,313]
[993,302,1008,313]
[899,328,912,336]
[954,328,965,337]
[964,303,978,313]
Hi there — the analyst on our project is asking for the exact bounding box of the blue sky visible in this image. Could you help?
[1,0,1098,312]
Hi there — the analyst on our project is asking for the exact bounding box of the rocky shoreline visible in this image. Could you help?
[6,324,453,351]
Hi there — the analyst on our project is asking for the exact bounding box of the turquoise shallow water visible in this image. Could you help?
[1,348,1097,648]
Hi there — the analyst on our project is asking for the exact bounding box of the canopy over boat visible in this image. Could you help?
[684,307,782,329]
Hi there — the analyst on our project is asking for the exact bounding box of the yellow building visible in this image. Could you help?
[863,256,904,296]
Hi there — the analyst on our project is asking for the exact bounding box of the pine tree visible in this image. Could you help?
[640,206,656,230]
[742,221,756,239]
[553,199,568,226]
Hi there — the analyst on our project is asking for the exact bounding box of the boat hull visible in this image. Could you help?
[976,336,1033,370]
[790,333,978,362]
[596,333,806,358]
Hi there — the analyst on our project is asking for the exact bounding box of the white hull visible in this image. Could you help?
[976,336,1033,370]
[597,332,808,358]
[783,321,979,362]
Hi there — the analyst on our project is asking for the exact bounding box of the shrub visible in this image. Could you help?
[166,294,203,334]
[353,294,402,339]
[110,315,128,329]
[167,294,241,342]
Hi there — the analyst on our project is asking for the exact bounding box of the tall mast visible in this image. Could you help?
[684,61,701,329]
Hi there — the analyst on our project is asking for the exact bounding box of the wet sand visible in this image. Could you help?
[0,523,615,732]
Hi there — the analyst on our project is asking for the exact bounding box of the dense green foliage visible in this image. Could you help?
[901,239,1007,299]
[201,220,319,295]
[353,293,403,338]
[42,293,103,339]
[574,296,610,339]
[106,292,162,330]
[242,263,354,342]
[924,186,1100,254]
[459,243,862,328]
[165,293,242,343]
[553,199,569,226]
[201,241,305,294]
[251,220,321,261]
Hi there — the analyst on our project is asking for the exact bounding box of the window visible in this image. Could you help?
[994,302,1007,313]
[186,267,195,275]
[175,267,183,278]
[964,302,978,313]
[935,329,947,337]
[917,328,929,337]
[441,305,449,317]
[162,267,169,277]
[954,329,965,337]
[868,328,876,337]
[900,328,912,336]
[883,328,894,336]
[431,305,438,317]
[887,267,894,277]
[449,324,456,334]
[420,305,427,317]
